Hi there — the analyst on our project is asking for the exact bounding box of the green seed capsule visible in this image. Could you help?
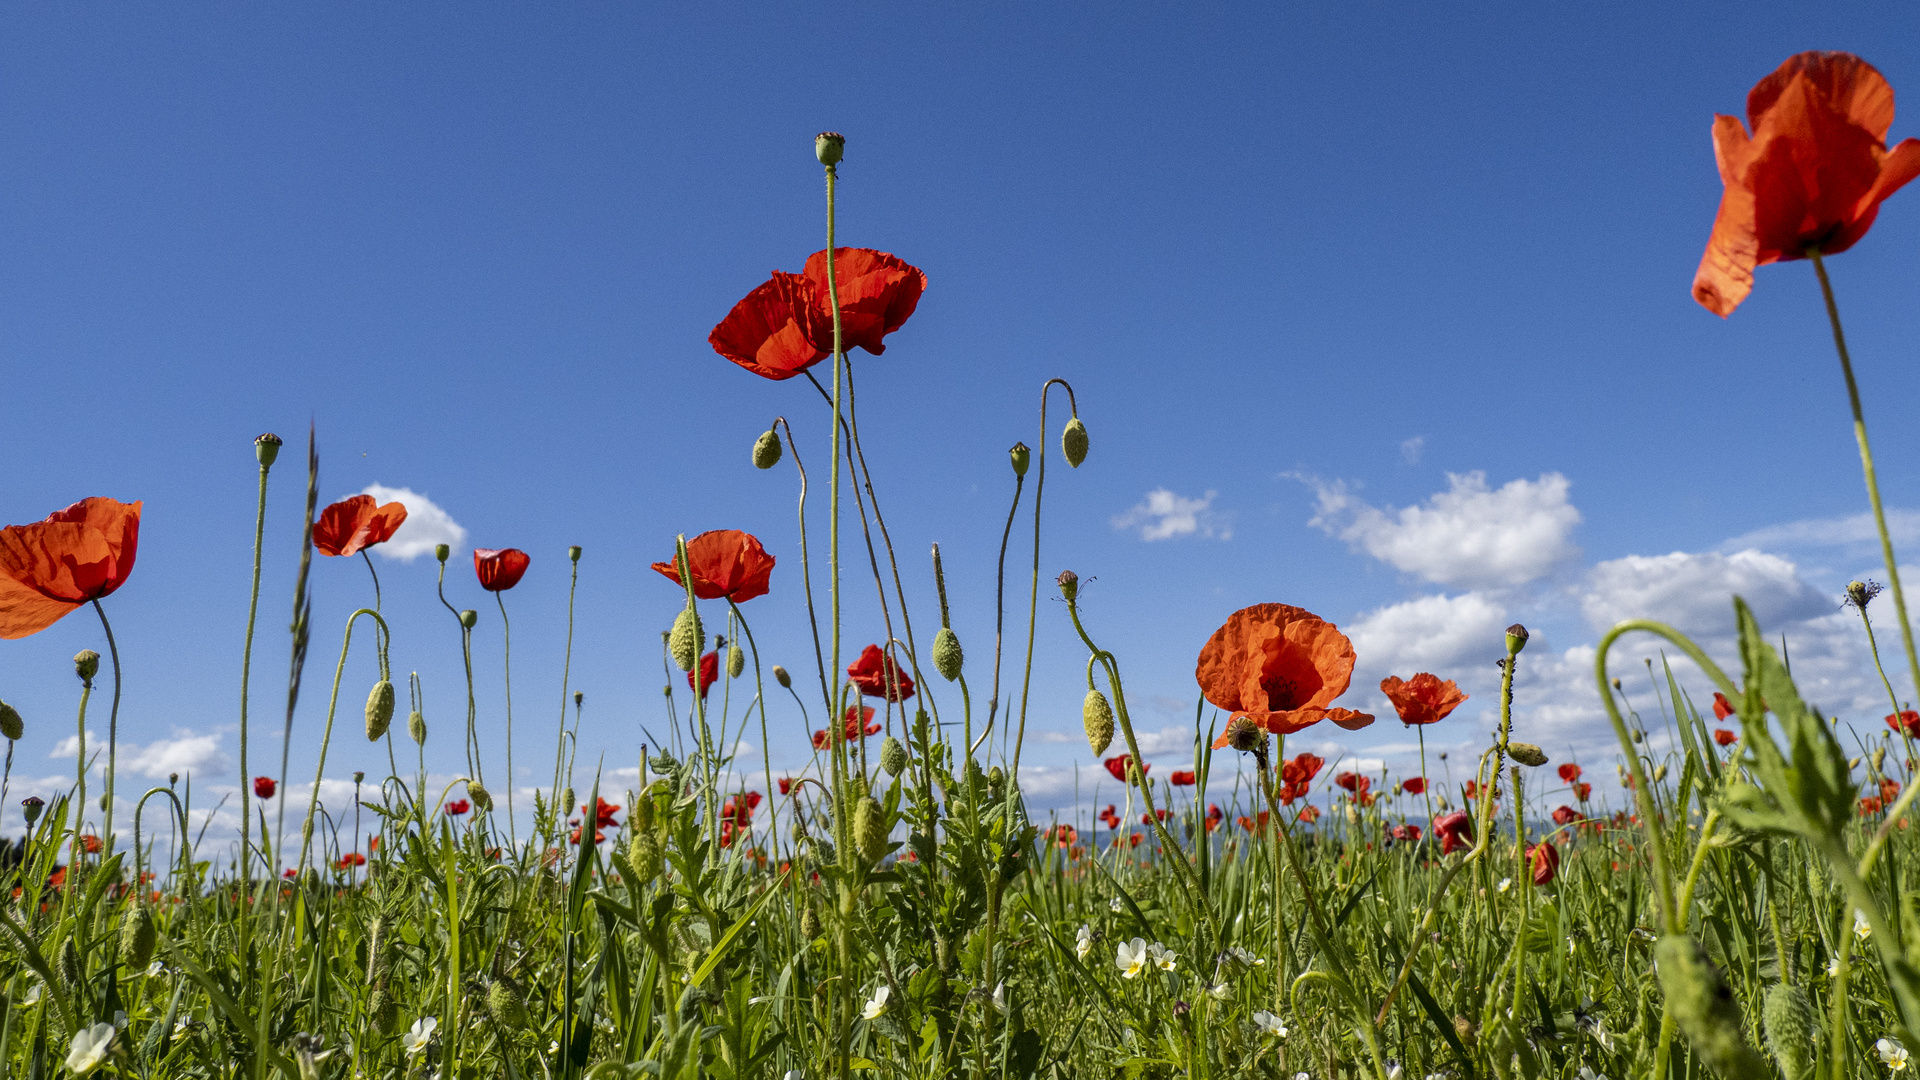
[487,978,529,1028]
[753,428,783,469]
[119,905,156,971]
[1084,689,1115,756]
[1763,983,1817,1080]
[727,644,745,679]
[365,680,395,742]
[0,701,22,742]
[855,797,889,864]
[1061,418,1089,467]
[880,736,909,776]
[1654,935,1768,1076]
[407,711,427,745]
[932,627,963,681]
[1506,742,1548,767]
[669,608,704,672]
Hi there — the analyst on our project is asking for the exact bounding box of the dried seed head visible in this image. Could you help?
[569,545,582,563]
[407,710,427,745]
[854,796,889,864]
[880,736,909,777]
[727,644,745,679]
[1507,742,1548,767]
[1009,442,1031,478]
[773,665,791,689]
[1061,417,1089,468]
[74,650,100,684]
[21,796,43,824]
[467,782,493,814]
[0,701,22,742]
[1224,715,1265,754]
[815,132,845,167]
[1083,689,1115,756]
[753,428,783,470]
[933,627,964,681]
[365,680,395,742]
[669,608,704,672]
[254,432,283,467]
[1505,623,1530,655]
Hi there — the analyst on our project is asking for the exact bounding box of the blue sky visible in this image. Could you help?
[6,3,1920,848]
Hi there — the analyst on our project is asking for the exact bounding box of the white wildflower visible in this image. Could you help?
[1075,925,1092,961]
[143,960,165,978]
[1251,1010,1288,1038]
[1857,910,1874,941]
[65,1024,116,1074]
[1879,1037,1910,1070]
[991,981,1007,1014]
[1147,942,1178,972]
[1497,878,1513,893]
[1109,897,1123,913]
[861,986,890,1020]
[1830,956,1845,978]
[401,1017,437,1057]
[1116,937,1150,979]
[21,982,41,1006]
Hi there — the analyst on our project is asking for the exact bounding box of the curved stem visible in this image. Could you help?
[90,600,123,850]
[1013,378,1076,782]
[985,472,1025,762]
[361,550,382,612]
[295,609,389,875]
[552,553,580,832]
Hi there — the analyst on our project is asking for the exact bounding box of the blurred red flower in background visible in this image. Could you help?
[1435,811,1474,854]
[1529,840,1560,886]
[1170,770,1196,786]
[446,799,469,816]
[1888,710,1920,738]
[253,777,277,799]
[1103,755,1148,783]
[1402,777,1426,795]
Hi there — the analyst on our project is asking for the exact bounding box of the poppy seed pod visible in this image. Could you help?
[435,544,450,563]
[365,680,395,742]
[1763,982,1818,1080]
[467,782,493,813]
[753,428,783,470]
[0,702,21,742]
[21,797,43,825]
[254,432,282,467]
[407,710,427,745]
[74,650,100,683]
[487,978,529,1029]
[880,736,909,776]
[815,131,845,166]
[669,608,704,672]
[1654,935,1769,1075]
[1505,624,1529,655]
[1061,418,1089,467]
[773,665,791,689]
[1223,715,1264,754]
[727,644,745,679]
[854,796,889,863]
[459,609,478,629]
[933,627,963,681]
[1507,742,1548,767]
[1009,442,1031,478]
[119,904,156,970]
[569,545,582,563]
[1056,570,1079,601]
[1083,689,1115,756]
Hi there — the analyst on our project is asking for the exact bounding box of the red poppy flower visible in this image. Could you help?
[688,652,720,699]
[1402,777,1426,795]
[801,248,928,356]
[253,777,277,799]
[1528,840,1560,886]
[709,271,831,381]
[1282,752,1324,786]
[1551,805,1581,826]
[1390,824,1422,843]
[1295,805,1320,824]
[778,777,794,795]
[721,797,754,830]
[1379,673,1468,726]
[1142,810,1171,824]
[1888,710,1920,738]
[369,835,380,852]
[569,825,605,846]
[1861,795,1885,816]
[80,835,102,855]
[582,797,620,829]
[811,729,830,750]
[1103,754,1148,783]
[1334,772,1371,796]
[1169,770,1197,787]
[313,495,408,558]
[1573,782,1592,801]
[474,548,530,592]
[1126,833,1143,848]
[446,799,470,816]
[649,530,776,603]
[1881,778,1902,804]
[0,498,143,640]
[336,852,367,869]
[847,644,914,702]
[1711,693,1736,722]
[1435,810,1474,854]
[1557,763,1583,783]
[1712,728,1737,747]
[1198,604,1372,743]
[1695,52,1920,316]
[845,704,880,739]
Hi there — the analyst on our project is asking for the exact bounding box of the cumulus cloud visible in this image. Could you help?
[1721,508,1920,554]
[360,484,467,561]
[1112,489,1231,541]
[1580,549,1832,636]
[124,729,227,780]
[1303,471,1581,589]
[1347,593,1510,676]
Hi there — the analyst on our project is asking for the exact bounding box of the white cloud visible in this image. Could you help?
[1721,508,1920,554]
[1348,593,1510,676]
[124,729,227,780]
[1112,489,1231,541]
[1400,436,1425,465]
[1580,549,1832,637]
[1303,471,1581,589]
[359,484,467,562]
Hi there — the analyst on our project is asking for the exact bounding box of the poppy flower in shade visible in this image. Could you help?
[1713,728,1738,747]
[1402,777,1426,795]
[312,495,408,558]
[801,248,928,357]
[649,530,776,603]
[1573,782,1592,801]
[1557,763,1583,783]
[446,799,470,816]
[847,644,914,702]
[473,548,530,592]
[1888,710,1920,738]
[1528,841,1561,886]
[253,777,277,799]
[1435,810,1474,854]
[0,498,143,640]
[1169,770,1197,787]
[709,272,831,381]
[1552,805,1582,827]
[1862,795,1886,816]
[1103,754,1149,783]
[1712,693,1737,721]
[1379,673,1468,726]
[688,652,720,699]
[1694,52,1920,316]
[79,835,102,854]
[1197,604,1372,743]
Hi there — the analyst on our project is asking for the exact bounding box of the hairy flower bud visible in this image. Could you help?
[58,937,81,989]
[368,987,399,1035]
[1507,742,1548,767]
[773,665,791,689]
[727,644,745,679]
[1763,983,1817,1080]
[0,701,22,742]
[800,904,820,940]
[855,796,889,864]
[487,977,529,1029]
[561,788,575,817]
[119,905,156,971]
[1653,762,1669,783]
[254,432,283,467]
[753,428,783,470]
[1873,746,1888,774]
[628,828,663,885]
[1009,442,1031,477]
[815,131,845,167]
[467,782,493,813]
[669,608,704,672]
[933,627,964,681]
[1655,935,1768,1075]
[407,711,427,745]
[1505,623,1530,655]
[880,736,909,776]
[365,680,395,742]
[74,650,100,684]
[1083,689,1115,756]
[1061,418,1088,468]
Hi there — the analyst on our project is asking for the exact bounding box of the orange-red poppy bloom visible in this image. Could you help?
[583,797,621,829]
[1296,805,1321,824]
[1694,52,1920,316]
[1712,728,1737,747]
[778,777,794,795]
[1712,693,1736,721]
[847,644,914,702]
[688,652,720,699]
[709,249,928,380]
[1552,805,1582,826]
[0,498,143,640]
[336,852,367,869]
[1435,810,1473,854]
[1379,673,1467,726]
[1862,795,1886,816]
[1196,604,1372,744]
[312,495,408,558]
[253,777,277,799]
[1169,770,1196,786]
[650,530,776,603]
[1390,823,1422,843]
[1528,840,1560,886]
[1402,777,1426,795]
[1557,763,1582,783]
[1881,778,1902,804]
[1888,710,1920,738]
[446,799,470,816]
[801,248,927,357]
[474,548,530,592]
[1573,782,1592,801]
[1103,754,1148,783]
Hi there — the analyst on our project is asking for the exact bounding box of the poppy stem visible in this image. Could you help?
[1012,379,1076,784]
[238,446,273,925]
[361,550,382,613]
[1808,248,1920,708]
[823,155,858,1080]
[90,600,122,851]
[294,608,388,877]
[551,551,580,837]
[496,592,517,853]
[984,466,1025,760]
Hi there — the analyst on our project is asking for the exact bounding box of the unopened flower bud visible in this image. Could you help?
[854,796,888,864]
[365,680,395,742]
[669,608,703,672]
[727,644,745,679]
[753,428,783,470]
[569,545,582,563]
[21,796,43,825]
[561,788,575,815]
[353,771,364,784]
[1655,935,1769,1075]
[1653,763,1669,783]
[1056,570,1079,601]
[1873,746,1888,774]
[435,544,451,563]
[168,773,178,787]
[1083,689,1115,756]
[1224,715,1264,754]
[880,736,909,776]
[815,132,845,167]
[628,829,663,884]
[407,710,427,745]
[119,905,156,971]
[800,904,820,939]
[1505,624,1529,655]
[1612,678,1623,691]
[487,977,529,1029]
[1009,442,1031,477]
[1507,742,1548,767]
[254,432,282,467]
[74,650,100,684]
[467,782,493,813]
[773,665,791,689]
[933,627,963,681]
[368,988,398,1035]
[459,609,478,629]
[0,701,22,742]
[1848,756,1861,771]
[1061,418,1089,468]
[1763,982,1818,1080]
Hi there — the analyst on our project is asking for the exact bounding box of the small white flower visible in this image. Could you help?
[861,986,890,1020]
[1109,897,1123,913]
[143,960,165,978]
[1497,878,1513,893]
[113,1010,128,1029]
[783,1073,803,1080]
[21,982,41,1006]
[401,1017,437,1057]
[1857,910,1874,941]
[1293,1073,1310,1080]
[991,981,1007,1014]
[1576,1069,1608,1080]
[1251,1010,1288,1038]
[1075,925,1093,961]
[1147,942,1178,972]
[1830,956,1845,978]
[1567,937,1577,955]
[1879,1037,1910,1070]
[65,1023,116,1074]
[1208,982,1231,1000]
[1385,1062,1404,1080]
[1225,946,1265,970]
[1116,937,1150,979]
[547,1040,560,1055]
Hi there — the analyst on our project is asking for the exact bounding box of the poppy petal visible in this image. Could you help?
[0,573,80,640]
[709,272,830,381]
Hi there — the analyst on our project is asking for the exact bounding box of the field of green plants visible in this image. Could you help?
[4,50,1920,1080]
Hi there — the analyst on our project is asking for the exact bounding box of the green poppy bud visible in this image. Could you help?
[800,904,820,940]
[368,987,399,1035]
[569,545,582,563]
[254,432,282,467]
[435,544,451,563]
[487,977,529,1029]
[365,680,395,742]
[1654,935,1768,1076]
[727,644,745,679]
[815,131,845,167]
[1763,983,1817,1080]
[459,609,478,629]
[880,736,909,776]
[855,796,889,864]
[74,650,100,684]
[58,937,82,989]
[407,710,427,745]
[1061,418,1088,467]
[366,917,389,982]
[1009,442,1031,477]
[628,828,663,885]
[669,608,703,672]
[1506,742,1548,767]
[467,782,493,813]
[0,701,22,742]
[773,665,791,689]
[753,428,783,470]
[119,904,156,971]
[1083,689,1115,756]
[933,627,963,681]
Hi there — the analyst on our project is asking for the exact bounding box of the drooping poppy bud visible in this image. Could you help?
[773,665,791,688]
[1763,983,1818,1080]
[408,711,427,745]
[487,977,529,1029]
[880,736,909,776]
[1061,418,1088,468]
[1507,742,1548,767]
[1083,689,1115,756]
[0,701,21,741]
[669,608,703,672]
[254,433,282,467]
[855,796,889,864]
[727,644,745,679]
[467,782,493,814]
[119,905,156,970]
[74,650,100,684]
[933,627,964,681]
[753,428,783,470]
[815,131,845,167]
[365,680,395,742]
